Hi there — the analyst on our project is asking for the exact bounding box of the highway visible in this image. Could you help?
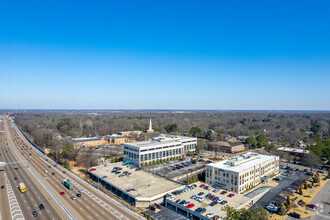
[0,119,63,220]
[2,115,141,220]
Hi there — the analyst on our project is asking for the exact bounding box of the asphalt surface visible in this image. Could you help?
[252,171,309,209]
[0,167,11,220]
[0,120,62,220]
[3,115,140,220]
[302,180,330,220]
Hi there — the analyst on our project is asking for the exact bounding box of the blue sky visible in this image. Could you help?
[0,0,329,110]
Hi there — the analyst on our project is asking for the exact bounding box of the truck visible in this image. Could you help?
[18,183,26,193]
[62,179,73,190]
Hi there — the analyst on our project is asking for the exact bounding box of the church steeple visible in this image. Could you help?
[147,118,154,133]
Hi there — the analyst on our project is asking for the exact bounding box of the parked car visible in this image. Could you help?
[278,194,287,199]
[288,212,301,219]
[206,212,215,218]
[186,203,194,208]
[221,190,227,195]
[32,211,38,217]
[228,193,235,197]
[60,191,65,195]
[1,185,5,189]
[306,204,317,209]
[77,193,81,197]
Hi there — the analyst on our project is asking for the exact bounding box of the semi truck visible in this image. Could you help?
[62,179,73,190]
[18,183,26,192]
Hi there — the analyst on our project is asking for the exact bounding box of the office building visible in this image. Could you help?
[205,153,279,194]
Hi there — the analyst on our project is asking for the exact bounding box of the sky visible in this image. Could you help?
[0,0,329,110]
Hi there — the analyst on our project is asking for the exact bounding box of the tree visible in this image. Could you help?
[311,120,321,134]
[277,203,287,215]
[265,144,277,153]
[283,141,291,147]
[256,134,268,148]
[299,187,303,195]
[313,174,320,184]
[246,137,257,149]
[191,159,197,164]
[165,123,178,133]
[304,181,308,189]
[222,206,268,220]
[189,126,202,137]
[301,152,322,170]
[61,142,75,160]
[64,161,71,170]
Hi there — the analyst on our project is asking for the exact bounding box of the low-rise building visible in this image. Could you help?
[222,141,245,153]
[105,134,127,144]
[123,134,197,167]
[67,137,107,149]
[205,153,279,194]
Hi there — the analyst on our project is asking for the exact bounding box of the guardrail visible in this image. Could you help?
[14,124,45,155]
[13,123,143,220]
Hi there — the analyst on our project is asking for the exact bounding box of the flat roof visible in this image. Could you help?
[88,162,183,199]
[207,153,278,173]
[168,181,250,218]
[68,137,104,143]
[125,135,196,149]
[277,147,309,154]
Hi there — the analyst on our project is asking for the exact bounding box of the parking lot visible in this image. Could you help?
[252,166,310,212]
[165,181,250,219]
[146,157,208,181]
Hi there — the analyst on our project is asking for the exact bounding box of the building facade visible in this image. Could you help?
[123,135,197,167]
[67,137,108,149]
[205,153,279,194]
[222,141,246,153]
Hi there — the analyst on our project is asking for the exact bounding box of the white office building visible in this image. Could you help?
[123,134,197,167]
[205,153,279,194]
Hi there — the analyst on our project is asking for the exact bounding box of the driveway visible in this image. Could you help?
[252,171,308,209]
[301,180,330,220]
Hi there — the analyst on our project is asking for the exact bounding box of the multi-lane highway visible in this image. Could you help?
[0,115,141,220]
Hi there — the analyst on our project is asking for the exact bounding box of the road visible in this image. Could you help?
[3,115,141,220]
[1,119,63,220]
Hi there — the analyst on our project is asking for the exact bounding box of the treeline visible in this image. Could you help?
[13,111,330,149]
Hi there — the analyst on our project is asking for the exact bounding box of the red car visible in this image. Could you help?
[60,191,65,195]
[307,204,317,209]
[210,195,215,200]
[228,193,235,197]
[200,184,206,188]
[89,168,96,171]
[186,203,195,209]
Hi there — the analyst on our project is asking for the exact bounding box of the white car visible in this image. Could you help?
[278,194,287,199]
[44,176,47,180]
[206,212,215,218]
[44,170,48,173]
[169,196,176,201]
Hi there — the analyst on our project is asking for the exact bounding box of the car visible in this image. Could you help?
[32,211,38,217]
[206,212,215,218]
[79,189,84,193]
[306,204,317,209]
[60,191,65,195]
[14,177,17,180]
[54,164,57,167]
[44,176,47,180]
[44,170,48,173]
[169,196,176,201]
[221,190,227,195]
[63,171,66,174]
[220,200,228,205]
[52,172,55,175]
[46,159,48,161]
[288,212,301,219]
[179,200,186,205]
[39,204,45,210]
[76,193,81,197]
[198,192,204,196]
[1,185,5,189]
[228,193,235,197]
[210,201,217,206]
[186,203,194,208]
[48,165,51,168]
[200,184,205,188]
[119,174,125,177]
[278,194,287,199]
[71,196,76,200]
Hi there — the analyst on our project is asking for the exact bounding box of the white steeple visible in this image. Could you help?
[147,118,154,133]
